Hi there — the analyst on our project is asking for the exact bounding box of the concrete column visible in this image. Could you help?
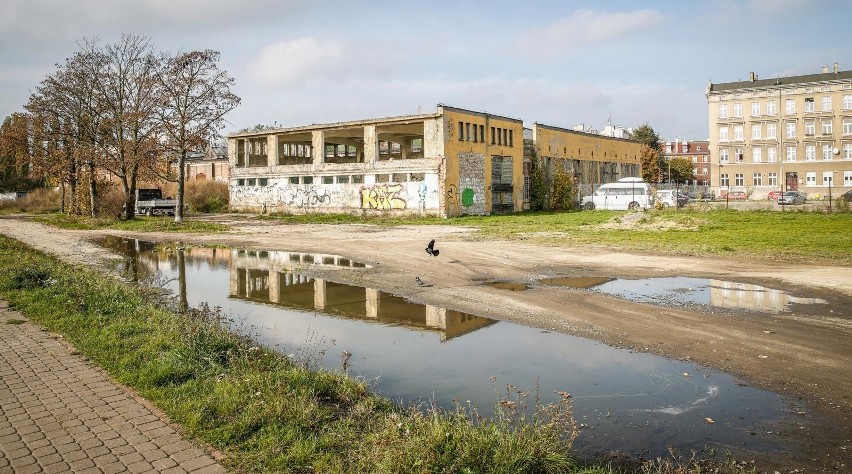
[268,270,280,303]
[312,130,325,165]
[426,305,446,329]
[365,288,379,318]
[401,139,409,159]
[363,125,378,163]
[227,138,238,166]
[268,135,278,166]
[228,253,239,296]
[314,278,327,310]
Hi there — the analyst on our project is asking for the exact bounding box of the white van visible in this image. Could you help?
[581,177,654,211]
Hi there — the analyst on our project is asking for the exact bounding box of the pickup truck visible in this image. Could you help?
[134,188,177,216]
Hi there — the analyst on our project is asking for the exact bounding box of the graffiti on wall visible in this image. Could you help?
[278,187,334,208]
[446,184,457,206]
[361,184,407,210]
[458,152,486,215]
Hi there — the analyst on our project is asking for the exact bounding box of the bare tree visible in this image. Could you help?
[155,50,239,223]
[86,34,161,219]
[25,50,103,215]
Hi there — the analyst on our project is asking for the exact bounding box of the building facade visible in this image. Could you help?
[528,123,643,199]
[707,64,852,199]
[227,105,524,217]
[662,139,710,186]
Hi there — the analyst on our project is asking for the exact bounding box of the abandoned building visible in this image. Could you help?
[525,123,643,198]
[227,104,642,216]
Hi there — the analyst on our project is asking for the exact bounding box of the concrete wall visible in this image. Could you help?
[229,171,442,215]
[440,107,524,216]
[531,124,643,185]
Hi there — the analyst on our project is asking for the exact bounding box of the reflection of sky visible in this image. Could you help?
[591,277,826,313]
[118,242,795,459]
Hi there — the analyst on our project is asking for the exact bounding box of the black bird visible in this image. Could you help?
[415,276,425,286]
[425,239,439,257]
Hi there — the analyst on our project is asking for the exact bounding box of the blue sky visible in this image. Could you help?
[1,0,849,140]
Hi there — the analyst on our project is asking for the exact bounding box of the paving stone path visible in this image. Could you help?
[0,301,227,473]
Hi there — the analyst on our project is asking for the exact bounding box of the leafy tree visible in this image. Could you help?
[664,157,695,184]
[0,115,41,192]
[549,166,576,211]
[25,49,103,215]
[155,50,240,223]
[631,123,662,152]
[633,123,664,183]
[640,146,661,183]
[528,150,548,211]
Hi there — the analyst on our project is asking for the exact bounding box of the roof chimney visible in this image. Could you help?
[822,65,830,73]
[834,62,839,73]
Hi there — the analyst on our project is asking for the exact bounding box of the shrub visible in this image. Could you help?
[185,180,229,213]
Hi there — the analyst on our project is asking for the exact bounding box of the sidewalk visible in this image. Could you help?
[0,301,227,474]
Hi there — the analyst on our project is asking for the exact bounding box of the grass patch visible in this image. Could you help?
[444,209,851,265]
[0,236,584,473]
[5,318,26,325]
[34,214,228,233]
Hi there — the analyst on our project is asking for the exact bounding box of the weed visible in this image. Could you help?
[5,319,26,325]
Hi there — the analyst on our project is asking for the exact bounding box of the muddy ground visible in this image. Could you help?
[1,214,849,471]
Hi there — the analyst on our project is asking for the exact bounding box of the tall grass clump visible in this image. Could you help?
[0,187,61,213]
[185,179,229,213]
[0,236,582,473]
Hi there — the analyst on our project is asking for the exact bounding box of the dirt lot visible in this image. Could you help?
[1,214,850,470]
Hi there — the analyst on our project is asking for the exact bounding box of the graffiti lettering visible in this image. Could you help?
[361,184,406,210]
[446,184,457,205]
[278,187,332,208]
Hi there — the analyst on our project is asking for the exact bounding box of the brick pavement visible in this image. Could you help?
[0,301,227,473]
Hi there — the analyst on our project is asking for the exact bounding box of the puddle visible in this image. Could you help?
[540,276,614,289]
[541,276,828,313]
[100,236,808,460]
[487,281,530,291]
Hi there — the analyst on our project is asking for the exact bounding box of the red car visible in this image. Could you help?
[767,190,783,200]
[720,191,747,200]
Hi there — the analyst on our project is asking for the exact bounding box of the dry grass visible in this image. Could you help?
[0,188,61,213]
[184,180,229,213]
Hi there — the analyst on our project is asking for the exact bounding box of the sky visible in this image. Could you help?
[1,0,849,141]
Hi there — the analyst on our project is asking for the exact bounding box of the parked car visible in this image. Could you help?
[655,190,680,208]
[778,191,807,205]
[581,177,654,211]
[677,192,690,207]
[700,191,715,201]
[720,191,747,200]
[767,190,783,201]
[841,190,852,202]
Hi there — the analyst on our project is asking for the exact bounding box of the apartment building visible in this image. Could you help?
[228,104,643,216]
[707,63,852,199]
[663,139,710,186]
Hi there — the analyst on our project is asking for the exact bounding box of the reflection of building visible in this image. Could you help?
[228,249,495,342]
[708,64,852,199]
[709,280,825,313]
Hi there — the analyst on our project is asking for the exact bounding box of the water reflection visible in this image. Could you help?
[542,275,827,313]
[100,236,803,460]
[231,265,495,342]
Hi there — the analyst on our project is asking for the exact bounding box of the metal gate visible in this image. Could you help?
[491,156,514,213]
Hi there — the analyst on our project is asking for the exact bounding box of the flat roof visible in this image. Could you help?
[709,70,852,93]
[228,104,522,139]
[532,122,641,144]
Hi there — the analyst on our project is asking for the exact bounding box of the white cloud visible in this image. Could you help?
[518,9,663,57]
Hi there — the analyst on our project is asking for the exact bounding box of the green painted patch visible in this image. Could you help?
[461,188,475,207]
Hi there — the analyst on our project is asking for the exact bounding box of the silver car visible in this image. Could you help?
[778,191,806,205]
